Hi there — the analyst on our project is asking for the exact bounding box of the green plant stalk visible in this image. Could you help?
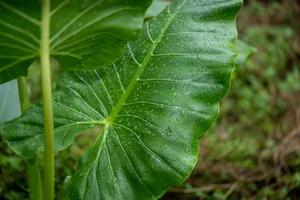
[40,0,54,199]
[27,159,44,200]
[17,77,43,200]
[17,77,30,113]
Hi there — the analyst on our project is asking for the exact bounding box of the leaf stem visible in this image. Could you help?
[27,159,44,200]
[41,0,54,199]
[17,77,30,113]
[17,76,43,200]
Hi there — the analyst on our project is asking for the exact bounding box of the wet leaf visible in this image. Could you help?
[2,0,242,199]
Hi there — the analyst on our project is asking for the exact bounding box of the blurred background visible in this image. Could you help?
[1,0,300,199]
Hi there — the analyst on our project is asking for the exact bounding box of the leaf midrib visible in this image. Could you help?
[107,0,188,124]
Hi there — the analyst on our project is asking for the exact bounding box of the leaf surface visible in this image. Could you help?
[2,0,242,199]
[0,0,153,83]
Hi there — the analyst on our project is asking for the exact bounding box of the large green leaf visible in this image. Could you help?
[2,0,242,199]
[0,0,153,83]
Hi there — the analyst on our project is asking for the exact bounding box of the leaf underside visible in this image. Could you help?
[0,0,153,83]
[2,0,242,199]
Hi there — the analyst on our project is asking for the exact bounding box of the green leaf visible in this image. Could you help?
[0,0,153,84]
[236,40,256,66]
[2,0,242,199]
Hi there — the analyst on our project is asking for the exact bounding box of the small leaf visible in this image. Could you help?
[2,0,242,199]
[236,40,257,66]
[0,0,153,83]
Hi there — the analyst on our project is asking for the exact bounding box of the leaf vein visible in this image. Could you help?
[68,87,104,119]
[0,31,38,50]
[124,101,208,117]
[0,2,40,26]
[113,64,125,93]
[0,19,39,44]
[51,7,137,49]
[0,55,36,73]
[54,102,95,121]
[116,114,169,136]
[105,141,122,200]
[50,0,103,44]
[127,43,141,66]
[93,71,114,107]
[146,23,154,44]
[50,0,69,16]
[74,72,108,116]
[0,42,32,53]
[113,123,184,178]
[108,0,189,122]
[111,127,154,196]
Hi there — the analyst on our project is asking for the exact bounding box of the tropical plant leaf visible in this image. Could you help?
[236,40,256,66]
[2,0,242,199]
[0,0,153,84]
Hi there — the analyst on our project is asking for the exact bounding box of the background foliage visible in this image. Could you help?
[0,0,300,199]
